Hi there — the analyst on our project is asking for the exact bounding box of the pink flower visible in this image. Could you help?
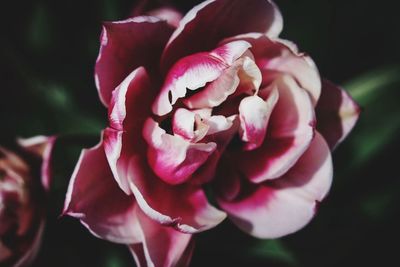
[64,0,360,266]
[0,137,55,267]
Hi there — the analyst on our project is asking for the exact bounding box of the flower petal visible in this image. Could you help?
[217,132,332,238]
[143,118,216,185]
[161,0,283,71]
[95,16,173,106]
[239,89,279,150]
[235,75,315,183]
[153,41,250,116]
[222,33,321,105]
[63,139,139,244]
[316,79,361,149]
[106,67,156,194]
[104,70,226,233]
[129,208,194,267]
[183,55,261,109]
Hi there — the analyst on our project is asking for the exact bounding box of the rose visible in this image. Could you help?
[0,137,55,267]
[63,0,360,266]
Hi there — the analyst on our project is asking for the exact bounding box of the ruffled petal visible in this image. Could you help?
[183,55,261,109]
[143,118,216,185]
[222,33,321,105]
[316,79,361,149]
[217,132,332,238]
[235,75,315,183]
[161,0,283,71]
[129,208,194,267]
[63,140,139,244]
[95,17,173,106]
[239,89,279,150]
[153,41,250,116]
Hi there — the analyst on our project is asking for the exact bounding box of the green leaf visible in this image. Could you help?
[343,65,400,167]
[249,240,298,266]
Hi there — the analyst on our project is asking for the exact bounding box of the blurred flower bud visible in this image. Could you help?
[0,136,54,267]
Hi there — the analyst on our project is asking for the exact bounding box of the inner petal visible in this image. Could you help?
[143,118,216,185]
[183,55,261,109]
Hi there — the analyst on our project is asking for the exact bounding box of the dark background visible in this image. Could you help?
[1,0,399,266]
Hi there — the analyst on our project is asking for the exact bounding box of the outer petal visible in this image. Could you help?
[222,33,321,105]
[103,68,226,233]
[217,132,333,238]
[143,118,216,185]
[235,76,315,183]
[153,41,251,116]
[161,0,283,71]
[129,207,194,267]
[63,140,139,244]
[106,67,156,194]
[239,89,279,150]
[316,79,361,149]
[95,16,173,106]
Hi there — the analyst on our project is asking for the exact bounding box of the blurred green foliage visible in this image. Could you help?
[0,0,399,267]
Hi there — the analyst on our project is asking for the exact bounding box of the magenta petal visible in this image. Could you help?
[95,17,173,106]
[153,41,250,116]
[106,67,156,194]
[161,0,283,71]
[129,208,194,267]
[63,140,139,244]
[218,132,333,238]
[316,79,361,149]
[143,118,216,185]
[236,76,315,183]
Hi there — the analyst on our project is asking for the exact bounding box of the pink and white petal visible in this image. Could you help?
[143,118,216,185]
[239,89,279,150]
[63,140,139,244]
[236,76,315,183]
[172,108,196,140]
[147,7,183,28]
[316,79,361,149]
[205,115,233,135]
[95,17,173,106]
[218,132,332,238]
[221,33,321,105]
[261,51,321,106]
[183,55,261,109]
[173,109,209,142]
[129,207,194,267]
[106,67,157,194]
[161,0,283,71]
[17,135,57,191]
[105,68,225,233]
[153,41,250,116]
[126,155,226,233]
